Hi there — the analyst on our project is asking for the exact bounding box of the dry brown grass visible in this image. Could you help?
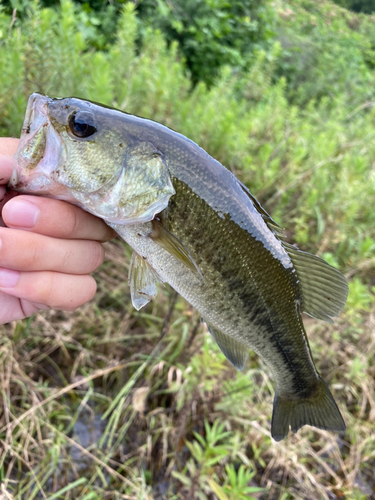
[0,239,374,499]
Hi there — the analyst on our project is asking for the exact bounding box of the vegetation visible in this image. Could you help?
[332,0,375,13]
[0,0,375,498]
[134,0,275,86]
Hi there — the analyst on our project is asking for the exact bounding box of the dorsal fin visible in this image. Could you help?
[282,242,348,323]
[238,181,283,233]
[238,181,347,322]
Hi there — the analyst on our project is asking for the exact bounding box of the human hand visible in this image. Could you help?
[0,138,116,324]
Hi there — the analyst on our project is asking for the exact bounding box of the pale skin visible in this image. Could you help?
[0,138,116,324]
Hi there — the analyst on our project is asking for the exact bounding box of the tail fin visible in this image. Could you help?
[271,376,345,441]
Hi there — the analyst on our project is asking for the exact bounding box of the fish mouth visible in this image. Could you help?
[11,93,62,194]
[13,93,51,185]
[22,93,49,135]
[18,93,51,159]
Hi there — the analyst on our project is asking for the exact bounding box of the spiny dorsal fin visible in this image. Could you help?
[150,218,202,278]
[129,251,163,310]
[282,242,348,323]
[206,322,248,371]
[238,181,283,232]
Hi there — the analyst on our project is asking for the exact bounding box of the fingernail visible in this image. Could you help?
[3,199,40,228]
[0,268,20,287]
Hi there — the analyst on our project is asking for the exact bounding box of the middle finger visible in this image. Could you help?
[0,227,104,275]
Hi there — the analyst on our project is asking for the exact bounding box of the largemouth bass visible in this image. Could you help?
[9,93,348,441]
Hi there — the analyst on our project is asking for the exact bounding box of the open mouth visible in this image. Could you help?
[22,93,52,133]
[10,93,64,195]
[15,93,52,171]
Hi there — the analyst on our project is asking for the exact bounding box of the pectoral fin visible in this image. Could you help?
[129,251,163,310]
[283,242,348,322]
[150,218,202,278]
[206,323,248,371]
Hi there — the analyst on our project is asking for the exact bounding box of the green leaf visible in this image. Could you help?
[45,478,87,500]
[172,471,193,488]
[207,478,230,500]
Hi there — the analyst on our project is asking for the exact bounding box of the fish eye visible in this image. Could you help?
[69,111,97,138]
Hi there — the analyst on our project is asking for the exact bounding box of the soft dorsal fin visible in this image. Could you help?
[206,322,248,371]
[239,181,347,322]
[282,242,348,323]
[238,181,283,233]
[129,251,163,310]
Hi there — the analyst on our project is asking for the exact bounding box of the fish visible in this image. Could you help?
[9,93,348,441]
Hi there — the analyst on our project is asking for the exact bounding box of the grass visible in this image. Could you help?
[0,0,375,498]
[0,239,374,499]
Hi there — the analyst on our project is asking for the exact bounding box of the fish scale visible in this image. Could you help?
[162,178,316,391]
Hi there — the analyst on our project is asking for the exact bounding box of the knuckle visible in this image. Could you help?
[68,205,82,237]
[26,236,42,269]
[90,242,105,270]
[63,277,97,311]
[30,274,97,311]
[37,273,55,305]
[60,241,104,274]
[61,248,75,271]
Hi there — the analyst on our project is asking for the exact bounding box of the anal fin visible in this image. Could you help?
[283,242,348,322]
[129,251,163,310]
[206,323,248,371]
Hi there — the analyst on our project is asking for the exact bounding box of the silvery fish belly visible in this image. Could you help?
[11,93,349,441]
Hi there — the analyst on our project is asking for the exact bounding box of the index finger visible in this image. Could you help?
[3,195,116,242]
[0,138,19,184]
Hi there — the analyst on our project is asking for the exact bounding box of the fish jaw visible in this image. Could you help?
[16,92,50,171]
[10,93,78,203]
